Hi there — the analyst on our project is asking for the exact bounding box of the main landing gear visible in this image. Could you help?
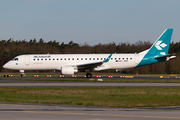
[86,73,92,78]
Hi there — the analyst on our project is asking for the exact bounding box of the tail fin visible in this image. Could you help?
[136,29,174,67]
[146,29,173,56]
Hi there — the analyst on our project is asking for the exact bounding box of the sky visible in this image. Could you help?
[0,0,180,45]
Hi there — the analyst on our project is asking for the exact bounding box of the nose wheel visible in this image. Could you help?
[86,73,92,78]
[20,74,26,77]
[20,70,26,77]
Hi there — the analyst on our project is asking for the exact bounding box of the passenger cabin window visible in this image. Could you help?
[68,58,70,60]
[89,58,91,60]
[72,58,74,60]
[81,58,83,60]
[97,58,99,60]
[85,58,87,60]
[33,59,35,61]
[130,58,132,60]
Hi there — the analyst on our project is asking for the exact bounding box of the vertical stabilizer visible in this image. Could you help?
[146,29,173,56]
[136,29,173,67]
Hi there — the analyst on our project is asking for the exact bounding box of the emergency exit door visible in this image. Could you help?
[135,54,140,64]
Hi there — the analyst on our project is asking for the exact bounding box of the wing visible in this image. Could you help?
[77,53,113,71]
[77,61,103,70]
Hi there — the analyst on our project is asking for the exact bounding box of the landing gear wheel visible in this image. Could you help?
[86,73,92,78]
[3,75,9,77]
[20,70,25,77]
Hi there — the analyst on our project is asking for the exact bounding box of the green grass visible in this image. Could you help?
[0,87,180,108]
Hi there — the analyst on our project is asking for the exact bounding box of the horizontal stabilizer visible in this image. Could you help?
[154,54,176,60]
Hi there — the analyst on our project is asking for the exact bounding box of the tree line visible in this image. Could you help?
[1,38,180,74]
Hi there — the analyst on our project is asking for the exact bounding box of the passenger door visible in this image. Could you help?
[25,55,30,66]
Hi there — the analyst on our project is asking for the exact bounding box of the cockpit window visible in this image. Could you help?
[12,58,18,61]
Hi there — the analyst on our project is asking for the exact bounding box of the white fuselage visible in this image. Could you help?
[3,54,145,71]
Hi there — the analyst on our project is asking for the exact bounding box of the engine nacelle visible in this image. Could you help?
[61,66,78,75]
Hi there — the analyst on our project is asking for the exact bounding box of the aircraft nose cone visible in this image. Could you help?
[3,63,9,69]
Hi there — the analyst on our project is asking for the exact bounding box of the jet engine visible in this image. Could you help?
[61,66,78,75]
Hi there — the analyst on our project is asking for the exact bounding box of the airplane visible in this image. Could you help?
[3,29,176,78]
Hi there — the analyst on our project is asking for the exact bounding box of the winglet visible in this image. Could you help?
[103,53,113,62]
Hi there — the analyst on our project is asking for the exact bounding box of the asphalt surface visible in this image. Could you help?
[0,103,180,120]
[1,75,180,88]
[1,74,180,80]
[1,76,180,120]
[0,82,180,88]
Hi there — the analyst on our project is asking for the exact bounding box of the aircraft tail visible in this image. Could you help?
[136,29,174,67]
[145,29,173,56]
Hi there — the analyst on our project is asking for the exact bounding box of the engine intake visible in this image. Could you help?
[61,66,78,75]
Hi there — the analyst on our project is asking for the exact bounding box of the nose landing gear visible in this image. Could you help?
[20,70,26,77]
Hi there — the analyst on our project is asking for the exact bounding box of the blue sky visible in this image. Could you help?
[0,0,180,45]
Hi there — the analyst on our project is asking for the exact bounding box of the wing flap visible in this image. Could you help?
[77,62,103,70]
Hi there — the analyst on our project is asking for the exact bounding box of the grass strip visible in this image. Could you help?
[0,87,180,108]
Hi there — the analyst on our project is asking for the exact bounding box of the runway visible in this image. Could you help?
[0,82,180,88]
[1,77,180,120]
[0,103,180,120]
[2,74,180,80]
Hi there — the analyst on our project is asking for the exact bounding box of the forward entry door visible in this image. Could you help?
[25,55,30,66]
